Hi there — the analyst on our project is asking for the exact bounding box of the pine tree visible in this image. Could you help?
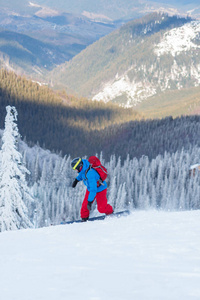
[0,106,33,232]
[109,175,117,209]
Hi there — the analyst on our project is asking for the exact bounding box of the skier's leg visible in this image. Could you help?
[80,189,90,219]
[96,189,113,215]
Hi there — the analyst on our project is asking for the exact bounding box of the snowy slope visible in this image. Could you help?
[93,20,200,107]
[155,21,200,57]
[1,210,200,300]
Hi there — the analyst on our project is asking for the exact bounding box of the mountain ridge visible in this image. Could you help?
[0,5,119,77]
[51,13,198,110]
[3,0,200,21]
[2,5,200,118]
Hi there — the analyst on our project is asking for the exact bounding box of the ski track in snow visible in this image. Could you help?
[0,210,200,300]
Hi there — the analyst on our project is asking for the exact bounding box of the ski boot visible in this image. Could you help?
[81,217,89,222]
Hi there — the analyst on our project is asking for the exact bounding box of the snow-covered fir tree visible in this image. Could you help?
[26,146,199,226]
[0,106,33,232]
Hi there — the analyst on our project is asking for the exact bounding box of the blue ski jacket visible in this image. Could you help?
[76,159,107,202]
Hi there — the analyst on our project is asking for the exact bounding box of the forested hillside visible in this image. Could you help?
[136,85,200,118]
[99,115,200,160]
[50,14,191,101]
[0,69,142,157]
[49,12,200,117]
[1,69,200,161]
[15,140,200,226]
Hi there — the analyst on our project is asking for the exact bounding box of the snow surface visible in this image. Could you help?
[92,74,156,107]
[1,210,200,300]
[155,21,200,57]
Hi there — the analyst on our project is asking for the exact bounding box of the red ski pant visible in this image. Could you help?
[81,189,113,219]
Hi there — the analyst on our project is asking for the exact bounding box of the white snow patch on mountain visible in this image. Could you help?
[92,73,156,107]
[93,21,200,106]
[163,60,200,89]
[0,210,200,300]
[155,21,200,57]
[29,2,41,8]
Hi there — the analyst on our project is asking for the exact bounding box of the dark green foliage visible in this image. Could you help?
[1,69,199,162]
[0,69,141,157]
[99,115,200,161]
[120,13,189,38]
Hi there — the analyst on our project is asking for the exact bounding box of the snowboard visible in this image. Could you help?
[62,210,130,225]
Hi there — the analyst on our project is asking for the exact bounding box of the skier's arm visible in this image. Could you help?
[76,173,83,182]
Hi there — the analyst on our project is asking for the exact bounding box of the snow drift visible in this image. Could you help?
[0,210,200,300]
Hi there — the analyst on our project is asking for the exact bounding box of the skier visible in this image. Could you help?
[71,157,113,221]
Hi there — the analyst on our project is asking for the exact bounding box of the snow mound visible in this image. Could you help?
[1,210,200,300]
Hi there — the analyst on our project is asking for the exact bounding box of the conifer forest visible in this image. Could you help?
[28,146,200,227]
[0,70,200,230]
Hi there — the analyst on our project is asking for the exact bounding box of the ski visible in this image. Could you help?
[62,210,130,225]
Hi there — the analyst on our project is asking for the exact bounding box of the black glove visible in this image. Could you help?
[72,178,79,188]
[87,201,92,211]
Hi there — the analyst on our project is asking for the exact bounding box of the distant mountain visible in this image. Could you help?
[3,0,200,21]
[0,3,119,76]
[1,0,200,79]
[50,13,200,113]
[0,29,86,76]
[0,7,117,41]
